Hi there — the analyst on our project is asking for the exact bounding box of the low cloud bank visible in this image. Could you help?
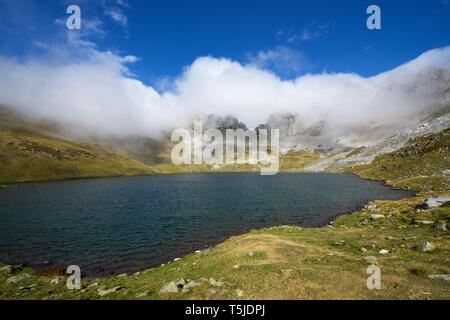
[0,43,449,141]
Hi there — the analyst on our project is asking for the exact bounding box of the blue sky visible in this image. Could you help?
[0,0,449,84]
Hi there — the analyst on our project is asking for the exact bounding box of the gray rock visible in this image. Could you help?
[0,265,12,273]
[428,274,450,281]
[415,220,434,225]
[159,281,179,293]
[360,247,368,253]
[434,221,447,231]
[416,197,450,209]
[371,214,385,220]
[20,284,37,291]
[50,277,63,285]
[379,249,389,255]
[175,278,186,288]
[136,290,149,298]
[417,241,435,252]
[6,273,31,284]
[97,286,122,296]
[184,280,200,289]
[209,278,224,287]
[364,256,378,263]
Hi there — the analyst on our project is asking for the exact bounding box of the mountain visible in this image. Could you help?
[0,106,157,184]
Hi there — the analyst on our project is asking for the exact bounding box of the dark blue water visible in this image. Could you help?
[0,173,411,276]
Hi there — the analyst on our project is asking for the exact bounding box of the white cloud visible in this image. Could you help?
[246,46,310,76]
[287,23,329,43]
[105,7,127,26]
[0,41,449,143]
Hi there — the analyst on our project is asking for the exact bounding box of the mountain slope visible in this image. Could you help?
[0,107,157,184]
[349,129,450,192]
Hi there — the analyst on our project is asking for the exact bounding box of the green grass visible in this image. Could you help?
[348,129,450,192]
[0,131,158,184]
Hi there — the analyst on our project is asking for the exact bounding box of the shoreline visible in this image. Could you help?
[0,171,417,278]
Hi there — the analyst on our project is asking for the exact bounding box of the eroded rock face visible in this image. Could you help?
[416,197,450,209]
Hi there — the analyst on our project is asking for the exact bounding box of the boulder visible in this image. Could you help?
[97,286,122,296]
[364,256,378,263]
[159,281,179,293]
[428,274,450,281]
[416,197,450,209]
[6,273,31,284]
[434,221,447,231]
[416,241,435,252]
[0,265,12,273]
[175,278,186,288]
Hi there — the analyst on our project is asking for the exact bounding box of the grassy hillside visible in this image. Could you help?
[349,129,449,192]
[0,107,157,184]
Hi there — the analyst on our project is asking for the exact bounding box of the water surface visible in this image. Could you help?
[0,173,412,276]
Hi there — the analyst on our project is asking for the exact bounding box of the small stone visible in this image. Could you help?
[248,251,255,257]
[417,241,435,252]
[371,214,385,220]
[379,249,389,255]
[136,290,149,298]
[87,282,98,288]
[159,281,179,293]
[19,284,37,291]
[133,272,141,276]
[209,278,224,287]
[173,258,181,262]
[117,273,127,278]
[428,274,450,281]
[6,273,31,284]
[386,236,396,240]
[207,288,217,295]
[194,250,202,254]
[360,247,368,253]
[232,264,240,269]
[434,221,447,231]
[415,220,434,225]
[236,289,244,297]
[50,277,63,285]
[364,256,378,263]
[97,286,122,296]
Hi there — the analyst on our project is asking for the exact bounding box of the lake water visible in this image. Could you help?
[0,173,412,276]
